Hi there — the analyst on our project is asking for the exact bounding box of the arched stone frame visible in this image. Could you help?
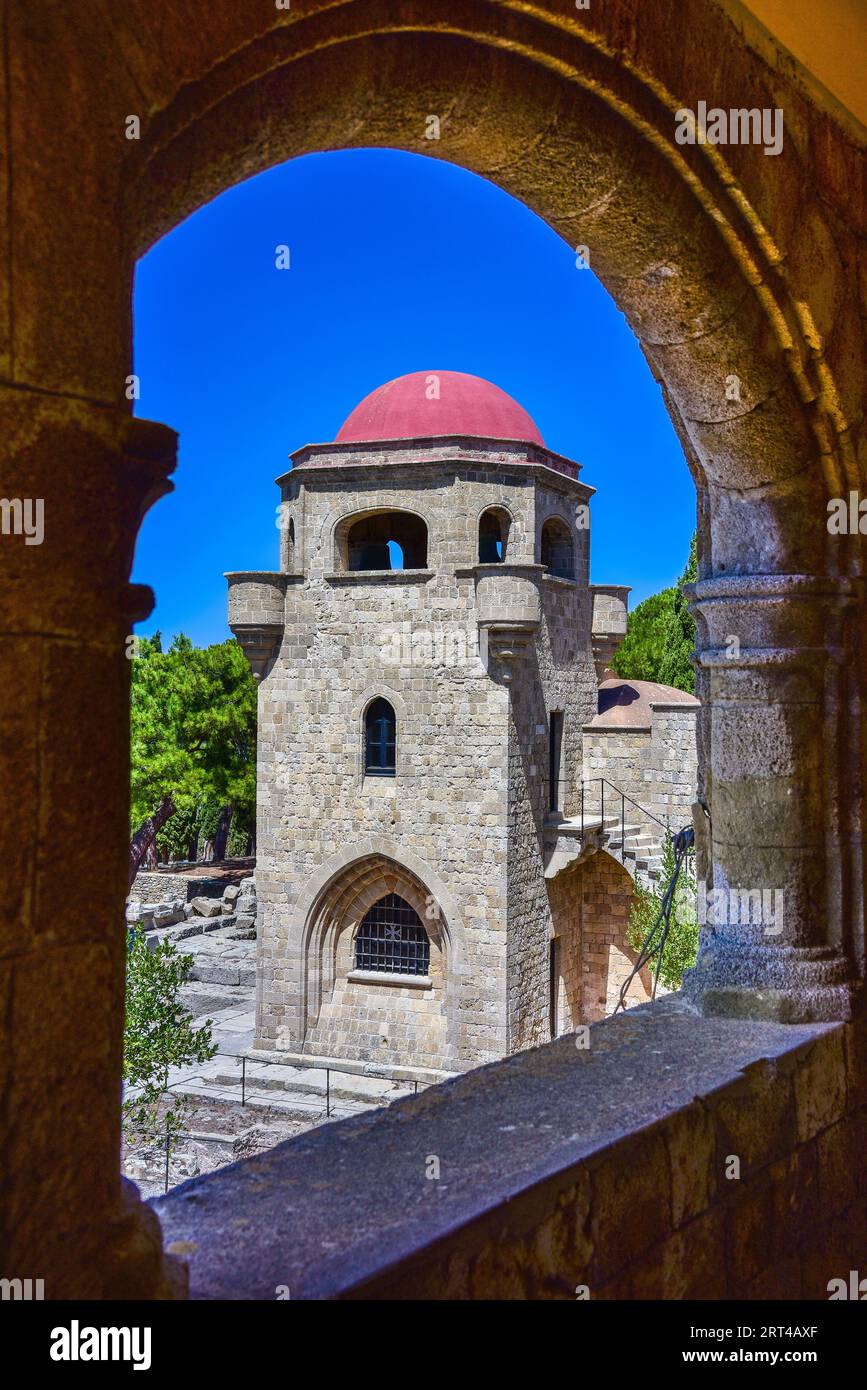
[330,505,431,573]
[5,1,866,1297]
[537,492,591,593]
[279,510,297,571]
[538,512,577,582]
[294,842,469,1067]
[353,685,408,786]
[476,501,518,564]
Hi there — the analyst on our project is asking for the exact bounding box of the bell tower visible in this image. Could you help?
[227,370,620,1075]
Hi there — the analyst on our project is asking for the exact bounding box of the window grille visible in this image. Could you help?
[354,893,430,976]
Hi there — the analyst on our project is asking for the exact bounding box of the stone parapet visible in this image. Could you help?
[590,584,630,680]
[153,1000,867,1300]
[226,571,288,629]
[475,563,543,629]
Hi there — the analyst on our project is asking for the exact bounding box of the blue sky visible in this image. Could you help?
[132,148,695,647]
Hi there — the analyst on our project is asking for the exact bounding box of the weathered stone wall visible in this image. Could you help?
[154,1005,867,1302]
[505,477,598,1053]
[583,705,698,833]
[584,727,654,804]
[577,850,654,1022]
[354,1017,867,1301]
[131,864,253,905]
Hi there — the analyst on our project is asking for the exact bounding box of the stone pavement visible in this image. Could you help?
[170,924,419,1111]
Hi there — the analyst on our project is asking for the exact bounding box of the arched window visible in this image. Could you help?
[541,517,575,579]
[478,507,510,563]
[286,515,296,567]
[344,511,428,571]
[364,697,396,775]
[354,893,430,976]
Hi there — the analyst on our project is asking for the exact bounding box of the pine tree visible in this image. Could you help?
[657,533,698,693]
[611,587,676,682]
[129,633,257,881]
[612,533,697,694]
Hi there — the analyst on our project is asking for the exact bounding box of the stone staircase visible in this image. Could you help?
[543,781,669,887]
[598,813,665,884]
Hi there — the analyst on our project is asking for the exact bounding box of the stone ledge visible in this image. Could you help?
[346,969,433,989]
[323,569,434,585]
[244,1048,454,1087]
[152,999,860,1300]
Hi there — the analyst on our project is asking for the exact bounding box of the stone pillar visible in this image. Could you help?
[0,392,185,1296]
[681,574,862,1022]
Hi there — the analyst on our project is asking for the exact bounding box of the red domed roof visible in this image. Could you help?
[335,370,544,446]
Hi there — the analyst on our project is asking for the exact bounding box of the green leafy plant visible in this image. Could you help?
[626,831,699,992]
[122,926,217,1147]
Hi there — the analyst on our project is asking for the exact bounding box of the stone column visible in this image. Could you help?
[681,573,862,1022]
[0,392,185,1296]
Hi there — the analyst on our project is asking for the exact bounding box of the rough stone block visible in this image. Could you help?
[589,1132,671,1283]
[191,897,224,918]
[793,1032,848,1144]
[663,1100,716,1227]
[188,963,242,987]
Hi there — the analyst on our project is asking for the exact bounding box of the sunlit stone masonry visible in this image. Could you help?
[228,371,697,1076]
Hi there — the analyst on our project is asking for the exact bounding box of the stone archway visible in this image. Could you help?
[3,1,865,1298]
[120,11,866,1021]
[298,852,457,1072]
[550,848,659,1026]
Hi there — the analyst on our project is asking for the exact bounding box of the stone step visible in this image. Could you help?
[205,1063,406,1105]
[188,962,256,987]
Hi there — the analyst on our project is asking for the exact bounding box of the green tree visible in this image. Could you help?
[122,926,217,1144]
[626,832,699,992]
[658,532,698,693]
[129,633,257,883]
[611,587,676,682]
[612,533,697,693]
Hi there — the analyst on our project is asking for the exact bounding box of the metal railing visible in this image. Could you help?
[160,1049,424,1114]
[123,1051,426,1192]
[577,777,670,853]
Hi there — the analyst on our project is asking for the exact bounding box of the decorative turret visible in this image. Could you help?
[226,571,286,680]
[590,584,630,682]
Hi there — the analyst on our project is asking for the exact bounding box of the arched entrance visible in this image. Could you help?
[122,13,864,1024]
[4,1,865,1297]
[298,853,456,1072]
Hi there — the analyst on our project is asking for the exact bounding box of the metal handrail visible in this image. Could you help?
[124,1054,428,1192]
[580,776,671,850]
